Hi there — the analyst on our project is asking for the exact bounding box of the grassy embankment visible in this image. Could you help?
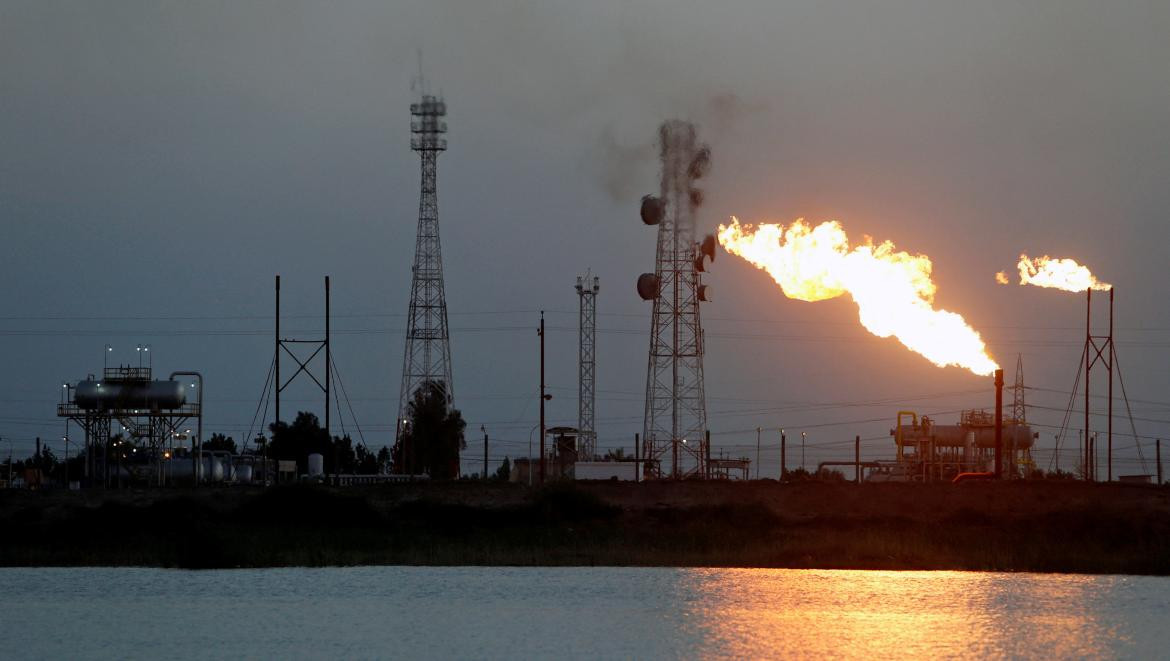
[1,480,1167,573]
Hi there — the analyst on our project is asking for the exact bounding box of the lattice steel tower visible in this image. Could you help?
[397,85,454,444]
[637,120,716,478]
[1009,353,1025,424]
[576,273,599,461]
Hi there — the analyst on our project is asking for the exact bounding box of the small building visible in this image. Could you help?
[575,461,637,481]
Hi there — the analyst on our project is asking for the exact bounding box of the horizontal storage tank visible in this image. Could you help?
[74,380,187,410]
[164,457,225,484]
[896,423,1035,450]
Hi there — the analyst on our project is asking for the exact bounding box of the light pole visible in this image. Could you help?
[801,431,806,472]
[756,427,761,480]
[136,344,151,370]
[528,423,539,486]
[104,344,112,371]
[399,418,411,474]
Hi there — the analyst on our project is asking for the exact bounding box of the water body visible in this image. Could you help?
[1,567,1166,659]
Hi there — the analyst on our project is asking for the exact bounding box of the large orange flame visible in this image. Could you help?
[717,218,998,375]
[1011,254,1111,292]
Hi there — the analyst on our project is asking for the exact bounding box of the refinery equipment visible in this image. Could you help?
[638,120,715,479]
[882,410,1037,482]
[59,364,201,487]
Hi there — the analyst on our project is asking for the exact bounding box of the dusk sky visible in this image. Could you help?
[2,0,1168,476]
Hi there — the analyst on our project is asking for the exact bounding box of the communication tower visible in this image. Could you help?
[397,79,455,454]
[576,274,599,461]
[636,120,716,478]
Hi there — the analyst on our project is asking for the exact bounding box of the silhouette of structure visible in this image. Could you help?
[637,120,715,478]
[274,275,330,437]
[397,81,454,454]
[1005,353,1031,477]
[58,360,201,488]
[576,274,599,461]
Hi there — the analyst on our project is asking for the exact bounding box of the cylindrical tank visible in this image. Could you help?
[164,456,224,483]
[74,380,186,410]
[307,453,324,478]
[236,465,253,484]
[207,457,224,482]
[896,423,1034,450]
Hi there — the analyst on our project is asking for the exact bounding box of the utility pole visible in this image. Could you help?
[780,430,786,481]
[1156,439,1162,485]
[275,276,280,429]
[753,428,762,479]
[634,433,640,483]
[994,368,1004,479]
[539,311,547,484]
[481,425,488,480]
[855,435,861,484]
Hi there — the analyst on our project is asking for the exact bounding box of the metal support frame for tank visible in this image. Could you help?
[58,365,200,488]
[170,372,202,485]
[273,275,331,473]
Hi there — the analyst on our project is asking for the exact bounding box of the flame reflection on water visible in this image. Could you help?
[675,569,1136,658]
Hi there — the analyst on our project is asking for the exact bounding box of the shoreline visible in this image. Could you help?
[1,481,1167,573]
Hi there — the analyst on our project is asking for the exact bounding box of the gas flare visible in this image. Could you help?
[1014,254,1111,292]
[717,218,998,375]
[995,271,1010,285]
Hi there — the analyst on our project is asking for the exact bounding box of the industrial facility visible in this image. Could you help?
[6,91,1164,492]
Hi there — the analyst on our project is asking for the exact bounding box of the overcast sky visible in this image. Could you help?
[2,0,1168,476]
